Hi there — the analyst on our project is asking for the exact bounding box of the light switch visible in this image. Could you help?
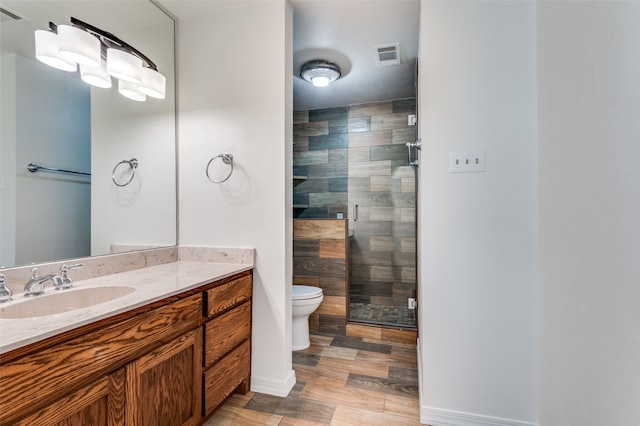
[449,151,485,173]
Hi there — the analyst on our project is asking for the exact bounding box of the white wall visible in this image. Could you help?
[418,2,538,425]
[91,21,176,255]
[177,1,295,396]
[538,2,640,424]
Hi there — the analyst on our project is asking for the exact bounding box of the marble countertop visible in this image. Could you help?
[0,261,253,354]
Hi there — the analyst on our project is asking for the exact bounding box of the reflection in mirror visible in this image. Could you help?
[0,1,176,268]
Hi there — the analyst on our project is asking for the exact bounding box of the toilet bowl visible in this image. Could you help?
[292,285,324,351]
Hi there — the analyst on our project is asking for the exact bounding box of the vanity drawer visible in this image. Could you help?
[203,339,250,415]
[204,301,251,367]
[205,274,252,318]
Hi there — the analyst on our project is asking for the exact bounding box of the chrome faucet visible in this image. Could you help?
[24,268,58,296]
[56,263,84,290]
[0,274,12,303]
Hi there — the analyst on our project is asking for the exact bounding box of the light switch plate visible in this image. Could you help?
[449,151,485,173]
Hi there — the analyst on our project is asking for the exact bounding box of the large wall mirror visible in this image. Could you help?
[0,0,176,268]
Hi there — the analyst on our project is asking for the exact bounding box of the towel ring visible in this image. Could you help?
[112,158,138,187]
[206,153,234,184]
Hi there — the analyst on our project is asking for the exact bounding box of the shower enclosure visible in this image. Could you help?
[293,98,417,328]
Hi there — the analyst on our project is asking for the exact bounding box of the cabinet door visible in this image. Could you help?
[13,369,125,426]
[125,329,202,426]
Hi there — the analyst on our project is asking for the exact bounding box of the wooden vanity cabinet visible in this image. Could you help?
[201,273,253,420]
[0,270,253,426]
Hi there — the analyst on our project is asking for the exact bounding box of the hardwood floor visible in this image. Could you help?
[204,333,420,425]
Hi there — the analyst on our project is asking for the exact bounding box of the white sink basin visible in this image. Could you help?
[0,286,136,319]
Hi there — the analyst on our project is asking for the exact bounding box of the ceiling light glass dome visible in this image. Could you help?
[300,60,341,87]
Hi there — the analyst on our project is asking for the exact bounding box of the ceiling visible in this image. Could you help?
[288,0,420,111]
[1,0,420,112]
[160,0,420,112]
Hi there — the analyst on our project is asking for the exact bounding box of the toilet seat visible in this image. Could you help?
[292,285,323,301]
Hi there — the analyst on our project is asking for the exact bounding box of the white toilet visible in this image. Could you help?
[292,285,324,351]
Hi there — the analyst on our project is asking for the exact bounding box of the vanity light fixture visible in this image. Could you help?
[34,17,165,102]
[300,60,341,87]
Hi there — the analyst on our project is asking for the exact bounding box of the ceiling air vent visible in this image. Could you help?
[0,7,26,26]
[374,43,401,66]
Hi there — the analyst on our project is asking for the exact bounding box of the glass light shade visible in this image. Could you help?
[107,48,142,83]
[137,68,166,99]
[34,30,77,72]
[80,60,112,88]
[300,60,341,88]
[311,76,330,87]
[119,80,146,102]
[57,25,101,67]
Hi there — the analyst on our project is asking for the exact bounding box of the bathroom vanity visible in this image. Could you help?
[0,261,252,425]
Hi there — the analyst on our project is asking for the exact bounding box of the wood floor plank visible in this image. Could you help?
[330,405,421,426]
[316,356,389,379]
[244,393,336,424]
[383,394,421,421]
[388,366,418,382]
[203,404,283,426]
[299,382,386,413]
[361,337,417,351]
[280,416,331,426]
[330,336,392,354]
[289,380,307,398]
[300,344,358,361]
[309,335,334,347]
[223,392,255,408]
[293,351,322,366]
[346,373,419,399]
[355,349,417,370]
[294,364,349,388]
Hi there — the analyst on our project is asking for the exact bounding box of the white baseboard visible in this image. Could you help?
[250,369,296,397]
[421,406,538,426]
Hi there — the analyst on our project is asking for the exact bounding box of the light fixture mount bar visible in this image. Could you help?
[48,17,158,71]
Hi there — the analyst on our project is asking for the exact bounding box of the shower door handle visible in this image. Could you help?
[353,202,359,222]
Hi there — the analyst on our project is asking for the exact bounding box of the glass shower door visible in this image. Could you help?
[347,98,417,328]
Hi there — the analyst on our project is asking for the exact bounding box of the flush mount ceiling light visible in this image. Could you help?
[300,60,341,87]
[34,17,165,102]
